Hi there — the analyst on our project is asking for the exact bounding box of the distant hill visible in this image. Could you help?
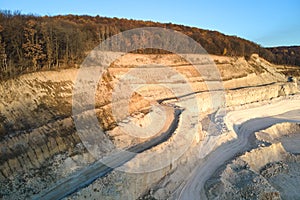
[0,10,298,79]
[267,46,300,66]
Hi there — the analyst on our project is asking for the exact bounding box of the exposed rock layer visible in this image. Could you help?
[0,53,298,199]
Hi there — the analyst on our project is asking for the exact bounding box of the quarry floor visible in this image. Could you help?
[177,98,300,199]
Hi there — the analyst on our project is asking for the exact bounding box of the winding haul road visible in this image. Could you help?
[178,99,300,200]
[34,105,181,200]
[34,97,300,200]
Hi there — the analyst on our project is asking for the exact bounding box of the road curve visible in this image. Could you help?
[34,105,182,200]
[178,99,300,200]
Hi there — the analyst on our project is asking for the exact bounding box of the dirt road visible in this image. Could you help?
[34,105,181,200]
[178,99,300,200]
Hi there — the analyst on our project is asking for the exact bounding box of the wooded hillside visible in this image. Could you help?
[0,10,299,80]
[268,46,300,66]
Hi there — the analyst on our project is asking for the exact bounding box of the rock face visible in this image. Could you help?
[205,123,300,200]
[0,53,298,199]
[256,123,300,143]
[0,60,150,181]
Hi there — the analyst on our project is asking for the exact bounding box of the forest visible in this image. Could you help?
[268,46,300,66]
[0,10,299,80]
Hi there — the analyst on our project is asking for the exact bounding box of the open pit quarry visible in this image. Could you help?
[0,53,299,200]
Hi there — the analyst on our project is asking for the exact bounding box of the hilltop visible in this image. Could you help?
[0,10,299,80]
[268,46,300,66]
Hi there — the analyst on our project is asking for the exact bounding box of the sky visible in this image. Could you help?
[1,0,300,47]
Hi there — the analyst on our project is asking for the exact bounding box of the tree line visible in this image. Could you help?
[0,10,299,80]
[267,46,300,66]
